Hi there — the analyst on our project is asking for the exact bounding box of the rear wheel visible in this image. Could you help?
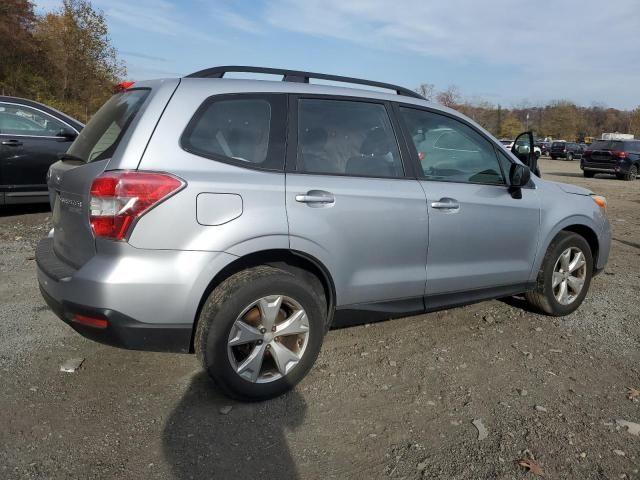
[623,164,638,181]
[583,170,595,178]
[566,152,574,161]
[195,266,326,401]
[525,232,593,316]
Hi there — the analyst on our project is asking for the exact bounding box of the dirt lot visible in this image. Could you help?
[1,158,639,479]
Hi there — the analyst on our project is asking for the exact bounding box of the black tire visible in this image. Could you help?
[525,231,593,316]
[567,152,574,161]
[623,164,638,181]
[583,170,595,178]
[195,265,326,401]
[551,156,557,160]
[535,151,541,159]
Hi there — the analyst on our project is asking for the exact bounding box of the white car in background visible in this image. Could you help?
[500,139,541,158]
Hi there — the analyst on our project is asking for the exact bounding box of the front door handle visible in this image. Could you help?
[295,190,335,204]
[431,198,460,210]
[1,139,23,147]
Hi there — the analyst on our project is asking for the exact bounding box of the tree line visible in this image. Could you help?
[417,84,640,142]
[0,0,124,123]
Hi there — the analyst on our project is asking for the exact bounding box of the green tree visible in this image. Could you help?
[35,0,125,121]
[630,107,640,138]
[500,113,522,138]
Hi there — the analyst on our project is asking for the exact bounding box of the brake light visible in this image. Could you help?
[583,149,592,158]
[611,151,627,158]
[89,171,184,240]
[112,81,135,93]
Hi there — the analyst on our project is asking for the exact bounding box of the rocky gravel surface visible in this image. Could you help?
[1,159,639,479]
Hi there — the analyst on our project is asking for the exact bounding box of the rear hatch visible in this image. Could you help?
[550,141,566,153]
[587,140,625,164]
[48,88,151,268]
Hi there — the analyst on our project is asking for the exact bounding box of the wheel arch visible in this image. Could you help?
[190,249,336,352]
[532,217,600,281]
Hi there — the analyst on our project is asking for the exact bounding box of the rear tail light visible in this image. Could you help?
[89,171,184,240]
[611,151,627,158]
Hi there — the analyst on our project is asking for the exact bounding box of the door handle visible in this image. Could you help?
[431,198,460,210]
[1,139,23,147]
[295,191,335,204]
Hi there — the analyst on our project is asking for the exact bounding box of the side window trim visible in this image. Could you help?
[394,103,507,186]
[285,93,413,180]
[180,92,288,172]
[0,101,78,138]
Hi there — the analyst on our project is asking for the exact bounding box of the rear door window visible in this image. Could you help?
[67,89,150,162]
[295,98,404,178]
[181,94,287,171]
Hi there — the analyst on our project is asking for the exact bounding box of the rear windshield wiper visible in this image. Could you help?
[58,153,85,164]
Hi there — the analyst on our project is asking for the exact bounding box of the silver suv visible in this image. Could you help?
[37,66,611,401]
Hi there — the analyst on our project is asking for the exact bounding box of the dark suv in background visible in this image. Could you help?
[581,139,640,180]
[550,141,584,161]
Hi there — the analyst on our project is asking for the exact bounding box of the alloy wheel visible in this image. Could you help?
[227,295,310,383]
[552,247,587,305]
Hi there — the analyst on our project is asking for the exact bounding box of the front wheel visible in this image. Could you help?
[525,232,593,316]
[195,266,326,401]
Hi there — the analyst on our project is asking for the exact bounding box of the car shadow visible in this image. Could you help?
[0,203,50,217]
[162,372,306,479]
[499,294,540,314]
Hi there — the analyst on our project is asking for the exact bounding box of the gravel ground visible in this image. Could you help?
[1,158,639,479]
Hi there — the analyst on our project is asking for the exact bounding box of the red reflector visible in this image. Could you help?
[112,81,135,93]
[72,314,108,329]
[89,171,184,240]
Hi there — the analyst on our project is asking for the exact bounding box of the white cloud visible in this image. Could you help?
[264,0,640,107]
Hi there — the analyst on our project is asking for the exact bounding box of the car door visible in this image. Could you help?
[285,96,428,309]
[0,102,77,200]
[396,105,540,298]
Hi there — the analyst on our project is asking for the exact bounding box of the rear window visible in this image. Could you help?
[181,94,287,171]
[590,140,624,151]
[67,89,150,162]
[552,142,565,148]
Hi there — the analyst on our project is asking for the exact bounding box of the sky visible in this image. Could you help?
[34,0,640,109]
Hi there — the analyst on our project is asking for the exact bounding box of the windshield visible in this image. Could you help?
[590,140,624,151]
[67,89,150,162]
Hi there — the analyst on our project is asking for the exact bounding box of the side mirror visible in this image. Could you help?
[508,163,531,199]
[56,128,78,140]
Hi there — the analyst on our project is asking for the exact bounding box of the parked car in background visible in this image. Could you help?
[535,140,551,156]
[550,141,584,161]
[501,139,541,158]
[37,66,610,401]
[0,96,83,205]
[581,139,640,180]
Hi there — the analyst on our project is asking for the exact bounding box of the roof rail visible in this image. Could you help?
[185,65,424,100]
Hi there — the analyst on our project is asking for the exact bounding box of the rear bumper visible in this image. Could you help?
[39,284,193,352]
[36,237,237,353]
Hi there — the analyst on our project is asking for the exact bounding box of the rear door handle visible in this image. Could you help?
[295,190,335,204]
[431,198,460,210]
[1,139,23,146]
